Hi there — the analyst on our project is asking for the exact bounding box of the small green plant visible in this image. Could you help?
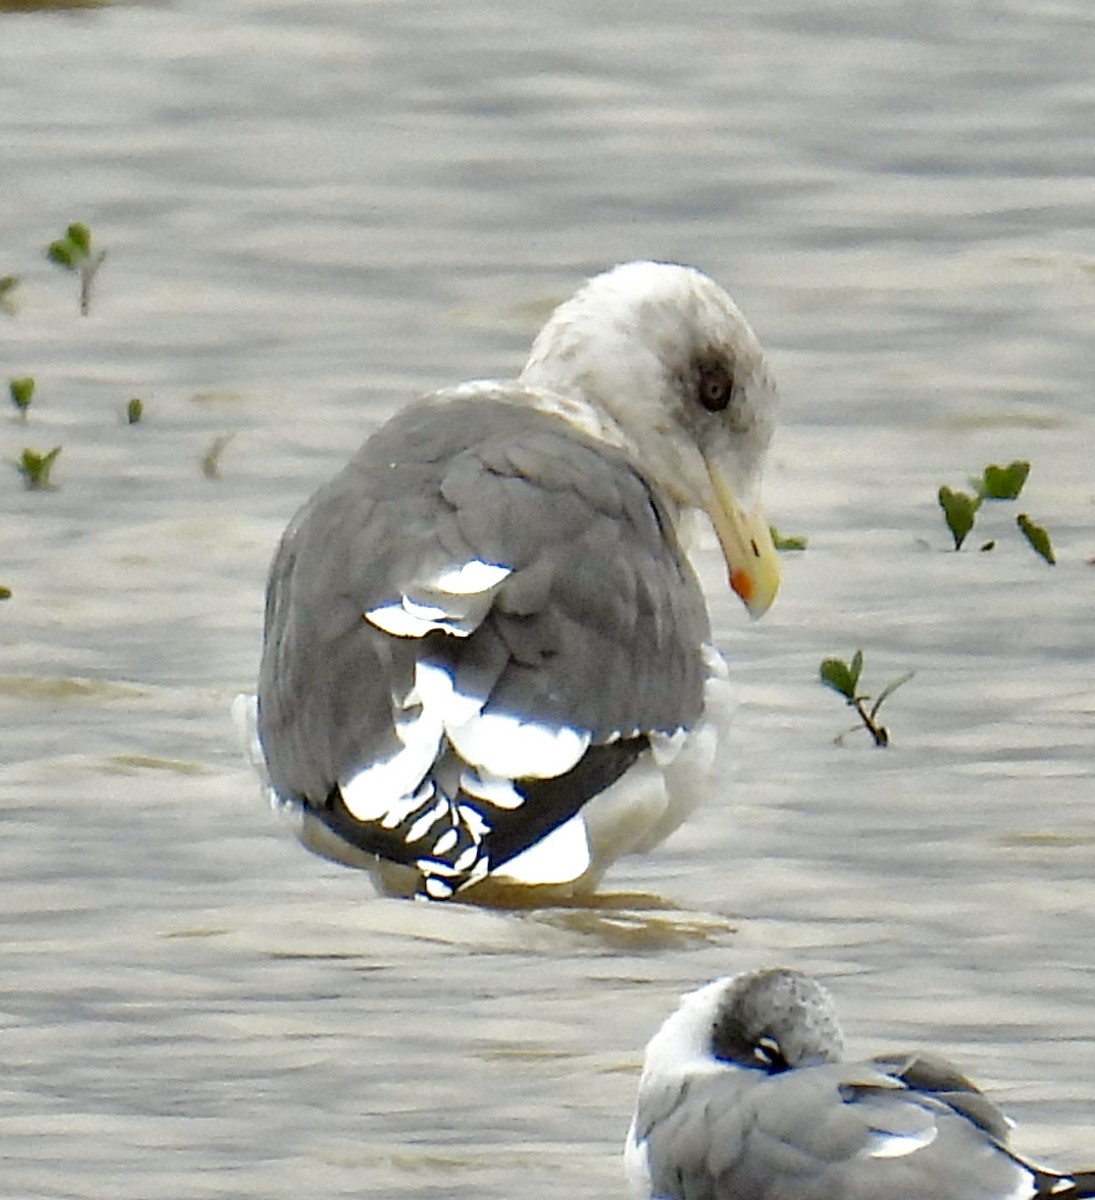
[47,222,105,316]
[770,525,808,551]
[937,485,980,550]
[0,275,18,314]
[0,585,11,601]
[937,460,1055,563]
[9,376,35,417]
[126,397,144,424]
[15,446,62,490]
[1016,513,1055,565]
[979,460,1029,499]
[819,649,913,747]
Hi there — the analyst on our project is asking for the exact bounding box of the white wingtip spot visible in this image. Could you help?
[431,828,460,857]
[864,1126,937,1159]
[404,796,449,844]
[365,601,451,638]
[401,596,451,623]
[365,560,512,639]
[459,768,526,810]
[456,803,491,840]
[492,814,591,886]
[433,560,511,595]
[452,843,481,873]
[376,782,435,829]
[448,711,591,779]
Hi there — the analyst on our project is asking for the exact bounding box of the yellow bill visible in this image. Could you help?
[705,462,781,618]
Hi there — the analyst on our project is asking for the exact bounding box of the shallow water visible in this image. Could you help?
[1,1,1093,1196]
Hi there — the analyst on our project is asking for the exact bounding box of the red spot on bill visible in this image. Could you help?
[729,567,753,605]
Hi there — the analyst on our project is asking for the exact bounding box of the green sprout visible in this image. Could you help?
[1016,514,1055,565]
[938,460,1055,564]
[770,525,808,552]
[126,397,144,425]
[0,275,18,314]
[938,485,981,550]
[0,585,11,601]
[819,649,913,747]
[46,222,105,316]
[9,376,35,417]
[15,446,62,490]
[978,460,1030,499]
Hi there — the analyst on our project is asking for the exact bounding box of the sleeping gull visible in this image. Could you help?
[236,261,780,902]
[626,966,1095,1200]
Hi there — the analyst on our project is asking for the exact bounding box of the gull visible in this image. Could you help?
[626,966,1095,1200]
[237,261,779,902]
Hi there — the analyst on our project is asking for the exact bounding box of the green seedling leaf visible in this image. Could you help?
[1016,513,1056,565]
[819,654,860,701]
[938,485,981,550]
[47,223,105,314]
[0,279,17,316]
[16,446,61,490]
[0,585,11,601]
[126,397,144,424]
[870,669,915,717]
[66,222,92,255]
[9,376,35,414]
[819,658,855,699]
[849,648,863,690]
[822,649,907,747]
[981,460,1030,500]
[770,525,808,551]
[47,239,80,269]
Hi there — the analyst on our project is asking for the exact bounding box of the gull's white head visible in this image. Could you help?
[520,261,780,616]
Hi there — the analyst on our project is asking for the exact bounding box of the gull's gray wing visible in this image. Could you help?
[636,1055,1043,1200]
[257,389,711,895]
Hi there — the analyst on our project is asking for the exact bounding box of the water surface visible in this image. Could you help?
[2,1,1093,1196]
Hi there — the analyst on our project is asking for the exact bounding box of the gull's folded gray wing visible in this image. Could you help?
[257,392,712,886]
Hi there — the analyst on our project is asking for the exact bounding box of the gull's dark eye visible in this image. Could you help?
[697,363,733,413]
[753,1036,789,1073]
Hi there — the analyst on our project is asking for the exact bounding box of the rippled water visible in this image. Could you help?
[2,1,1093,1196]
